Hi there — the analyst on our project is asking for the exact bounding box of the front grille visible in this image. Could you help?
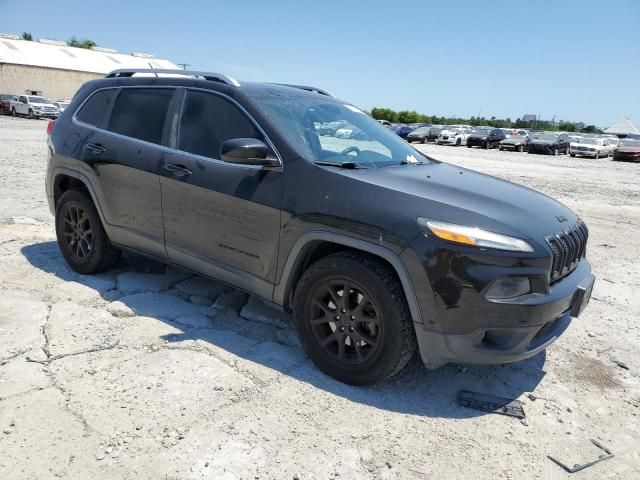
[547,222,588,282]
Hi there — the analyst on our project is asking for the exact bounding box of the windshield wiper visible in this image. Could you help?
[314,160,361,169]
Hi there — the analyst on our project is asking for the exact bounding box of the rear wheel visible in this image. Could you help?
[293,252,416,385]
[55,190,121,274]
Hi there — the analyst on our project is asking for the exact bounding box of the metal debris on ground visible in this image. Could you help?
[547,439,614,473]
[458,390,526,419]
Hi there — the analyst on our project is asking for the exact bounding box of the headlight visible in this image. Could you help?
[417,218,534,252]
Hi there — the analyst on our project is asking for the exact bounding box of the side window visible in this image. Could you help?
[107,88,174,145]
[19,96,26,103]
[178,90,263,160]
[76,89,119,127]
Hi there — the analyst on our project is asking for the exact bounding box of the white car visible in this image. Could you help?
[569,137,614,159]
[436,127,472,146]
[10,95,59,119]
[53,100,71,113]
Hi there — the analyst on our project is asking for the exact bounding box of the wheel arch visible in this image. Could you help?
[52,170,112,238]
[273,232,424,325]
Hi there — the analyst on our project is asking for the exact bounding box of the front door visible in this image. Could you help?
[160,89,283,298]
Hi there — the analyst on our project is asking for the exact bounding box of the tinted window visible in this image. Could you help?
[178,90,262,160]
[76,89,119,127]
[108,88,174,144]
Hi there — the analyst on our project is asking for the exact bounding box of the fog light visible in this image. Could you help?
[485,277,530,300]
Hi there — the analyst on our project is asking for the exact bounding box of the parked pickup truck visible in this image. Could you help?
[11,95,60,119]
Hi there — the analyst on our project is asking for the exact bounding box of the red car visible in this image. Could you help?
[0,94,18,115]
[613,138,640,162]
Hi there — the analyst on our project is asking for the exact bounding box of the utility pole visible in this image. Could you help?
[177,63,191,70]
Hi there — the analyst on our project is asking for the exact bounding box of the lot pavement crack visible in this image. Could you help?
[26,340,121,365]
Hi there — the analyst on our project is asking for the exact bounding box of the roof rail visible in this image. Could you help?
[270,83,333,97]
[105,69,241,87]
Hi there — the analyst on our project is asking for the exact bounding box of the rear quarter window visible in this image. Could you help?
[76,89,119,127]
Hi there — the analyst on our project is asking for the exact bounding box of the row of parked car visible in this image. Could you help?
[0,94,69,119]
[380,121,638,161]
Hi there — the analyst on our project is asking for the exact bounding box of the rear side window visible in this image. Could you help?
[76,89,118,127]
[107,88,174,144]
[178,90,262,160]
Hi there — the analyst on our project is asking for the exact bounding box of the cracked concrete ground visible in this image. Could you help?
[1,116,639,479]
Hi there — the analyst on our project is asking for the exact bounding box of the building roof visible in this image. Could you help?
[0,37,178,74]
[604,117,640,135]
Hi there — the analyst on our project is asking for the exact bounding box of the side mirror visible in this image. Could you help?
[220,138,279,167]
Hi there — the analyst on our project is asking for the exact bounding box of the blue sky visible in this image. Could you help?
[2,0,639,127]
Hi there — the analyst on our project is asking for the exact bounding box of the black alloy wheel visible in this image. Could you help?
[61,203,94,260]
[55,189,121,274]
[293,252,416,385]
[308,279,381,365]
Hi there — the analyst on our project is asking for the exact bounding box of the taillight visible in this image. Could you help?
[47,120,56,136]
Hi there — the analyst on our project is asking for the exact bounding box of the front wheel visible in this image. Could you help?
[594,151,599,159]
[28,110,35,119]
[293,252,416,385]
[553,148,559,156]
[55,190,121,274]
[11,108,17,117]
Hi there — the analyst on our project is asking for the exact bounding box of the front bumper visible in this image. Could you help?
[570,149,599,157]
[413,260,595,368]
[437,138,460,145]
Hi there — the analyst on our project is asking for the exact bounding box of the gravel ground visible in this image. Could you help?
[1,116,639,479]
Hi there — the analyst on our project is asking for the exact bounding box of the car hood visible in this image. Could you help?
[469,134,489,139]
[501,137,524,144]
[33,103,57,108]
[530,139,557,145]
[334,162,577,244]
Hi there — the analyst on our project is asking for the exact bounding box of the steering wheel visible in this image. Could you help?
[340,146,360,156]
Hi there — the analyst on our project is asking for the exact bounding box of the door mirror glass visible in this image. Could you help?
[220,138,278,166]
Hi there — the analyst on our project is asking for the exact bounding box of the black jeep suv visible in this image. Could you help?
[46,69,595,385]
[466,127,506,149]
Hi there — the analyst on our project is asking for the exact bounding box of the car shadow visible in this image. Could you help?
[21,241,546,418]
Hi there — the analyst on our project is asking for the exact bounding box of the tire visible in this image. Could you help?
[28,110,35,119]
[292,252,417,386]
[484,142,490,149]
[594,151,599,159]
[570,153,575,157]
[456,138,461,146]
[553,148,559,156]
[11,108,16,117]
[55,189,121,274]
[420,138,425,144]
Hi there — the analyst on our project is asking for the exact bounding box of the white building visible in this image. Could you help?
[0,35,179,101]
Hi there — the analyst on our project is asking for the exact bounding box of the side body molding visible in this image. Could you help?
[273,231,425,325]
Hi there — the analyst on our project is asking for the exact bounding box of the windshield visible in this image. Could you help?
[620,138,640,147]
[580,138,601,145]
[532,133,558,141]
[473,128,492,135]
[249,92,432,167]
[411,127,430,134]
[28,96,51,104]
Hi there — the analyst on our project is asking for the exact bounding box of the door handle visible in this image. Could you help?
[86,142,106,154]
[164,163,192,177]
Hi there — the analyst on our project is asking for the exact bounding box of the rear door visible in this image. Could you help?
[75,87,177,258]
[160,88,283,298]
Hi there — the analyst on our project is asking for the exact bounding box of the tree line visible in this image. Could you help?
[20,32,97,49]
[370,107,602,133]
